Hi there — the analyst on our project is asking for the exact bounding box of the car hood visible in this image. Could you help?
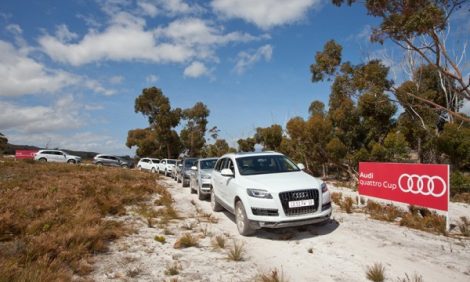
[200,169,213,175]
[237,171,322,193]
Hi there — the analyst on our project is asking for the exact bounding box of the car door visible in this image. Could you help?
[213,158,233,207]
[141,159,150,170]
[224,158,238,206]
[57,151,67,163]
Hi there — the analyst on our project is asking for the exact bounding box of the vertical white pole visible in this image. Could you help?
[446,165,450,232]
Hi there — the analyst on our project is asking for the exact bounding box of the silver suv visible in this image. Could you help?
[93,154,134,168]
[34,150,81,164]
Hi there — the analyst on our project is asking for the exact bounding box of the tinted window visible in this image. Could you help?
[215,158,226,171]
[167,160,176,165]
[200,159,217,170]
[184,158,198,168]
[236,155,300,176]
[141,159,149,163]
[150,159,160,163]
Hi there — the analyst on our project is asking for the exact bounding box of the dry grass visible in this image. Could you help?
[255,268,289,282]
[212,234,227,249]
[458,216,470,237]
[227,240,245,261]
[366,263,386,282]
[164,261,182,276]
[400,206,446,235]
[0,159,163,280]
[173,233,199,249]
[330,192,354,213]
[365,201,403,222]
[397,272,424,282]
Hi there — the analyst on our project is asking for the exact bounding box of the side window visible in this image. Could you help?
[215,158,225,171]
[226,159,234,173]
[142,159,149,163]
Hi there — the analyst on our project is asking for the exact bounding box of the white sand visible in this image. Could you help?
[90,177,470,282]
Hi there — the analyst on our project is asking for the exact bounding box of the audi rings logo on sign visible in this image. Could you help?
[398,174,447,198]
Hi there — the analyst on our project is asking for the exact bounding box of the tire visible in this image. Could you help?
[190,182,196,194]
[121,164,129,169]
[96,162,103,166]
[183,179,189,188]
[235,201,256,236]
[198,187,205,200]
[67,159,76,164]
[211,190,223,212]
[39,158,47,163]
[165,169,168,176]
[151,167,156,173]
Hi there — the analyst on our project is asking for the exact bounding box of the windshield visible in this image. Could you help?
[200,159,217,170]
[184,158,198,168]
[236,155,300,176]
[167,160,176,165]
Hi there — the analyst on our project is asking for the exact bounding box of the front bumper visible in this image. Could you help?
[254,211,331,229]
[199,179,212,194]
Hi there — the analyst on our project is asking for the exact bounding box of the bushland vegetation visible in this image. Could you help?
[0,159,169,281]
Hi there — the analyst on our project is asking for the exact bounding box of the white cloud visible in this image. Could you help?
[0,95,82,133]
[146,74,159,83]
[0,40,79,97]
[184,61,211,78]
[137,0,159,17]
[40,7,263,67]
[84,80,116,96]
[55,24,79,42]
[39,13,195,66]
[211,0,322,29]
[109,75,124,84]
[6,131,130,154]
[157,0,202,15]
[234,44,273,74]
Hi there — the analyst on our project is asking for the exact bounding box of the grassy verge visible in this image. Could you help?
[0,159,164,281]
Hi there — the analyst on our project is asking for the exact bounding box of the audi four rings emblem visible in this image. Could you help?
[293,192,308,199]
[398,174,447,197]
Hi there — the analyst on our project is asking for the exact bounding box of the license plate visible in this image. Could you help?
[288,199,314,208]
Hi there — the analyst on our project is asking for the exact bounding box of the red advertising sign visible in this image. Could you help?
[358,162,449,211]
[15,150,38,159]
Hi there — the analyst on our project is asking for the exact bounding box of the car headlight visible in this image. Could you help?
[247,188,272,199]
[201,174,211,179]
[321,183,328,193]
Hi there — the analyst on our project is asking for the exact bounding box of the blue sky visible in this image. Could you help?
[0,0,467,155]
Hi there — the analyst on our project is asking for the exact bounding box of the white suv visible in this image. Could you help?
[211,152,332,236]
[157,159,177,176]
[137,157,160,172]
[34,150,81,164]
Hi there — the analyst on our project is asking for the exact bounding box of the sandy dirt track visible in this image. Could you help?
[91,176,470,282]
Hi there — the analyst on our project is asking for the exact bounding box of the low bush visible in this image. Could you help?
[154,235,166,244]
[458,216,470,237]
[227,240,245,261]
[212,234,227,249]
[173,233,199,249]
[365,201,402,222]
[365,263,385,282]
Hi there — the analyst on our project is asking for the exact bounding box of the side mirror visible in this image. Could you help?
[297,163,305,170]
[191,166,197,171]
[178,164,183,167]
[221,168,234,177]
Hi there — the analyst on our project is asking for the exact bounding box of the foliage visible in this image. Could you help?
[450,171,470,203]
[255,124,283,151]
[332,0,469,122]
[0,132,7,155]
[255,268,289,282]
[237,137,256,152]
[180,102,210,157]
[127,87,182,158]
[437,123,470,169]
[202,139,234,157]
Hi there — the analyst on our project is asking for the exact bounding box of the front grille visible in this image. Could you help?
[252,208,279,216]
[279,189,319,216]
[202,183,212,188]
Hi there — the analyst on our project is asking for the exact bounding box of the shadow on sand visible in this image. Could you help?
[222,210,339,241]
